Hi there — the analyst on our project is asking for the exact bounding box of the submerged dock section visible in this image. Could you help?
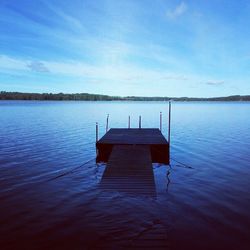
[100,145,156,195]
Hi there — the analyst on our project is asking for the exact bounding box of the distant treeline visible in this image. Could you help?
[0,91,250,101]
[0,92,121,101]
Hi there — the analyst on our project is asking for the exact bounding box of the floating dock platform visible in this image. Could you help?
[96,128,169,164]
[96,104,171,194]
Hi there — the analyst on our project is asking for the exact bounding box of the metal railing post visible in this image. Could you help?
[160,111,162,131]
[139,115,141,129]
[106,114,109,133]
[168,102,171,145]
[128,115,130,128]
[96,122,99,142]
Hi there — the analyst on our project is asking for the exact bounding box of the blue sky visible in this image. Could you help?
[0,0,250,97]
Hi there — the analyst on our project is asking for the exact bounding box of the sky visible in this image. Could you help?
[0,0,250,97]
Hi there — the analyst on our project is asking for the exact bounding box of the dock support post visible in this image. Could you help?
[96,122,99,142]
[160,112,162,131]
[106,114,109,133]
[139,115,141,129]
[128,115,130,128]
[168,102,171,145]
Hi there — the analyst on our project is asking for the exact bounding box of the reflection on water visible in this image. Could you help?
[0,101,250,249]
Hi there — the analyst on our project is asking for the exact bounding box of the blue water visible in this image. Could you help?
[0,101,249,249]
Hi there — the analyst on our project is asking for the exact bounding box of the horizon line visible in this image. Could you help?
[1,90,249,100]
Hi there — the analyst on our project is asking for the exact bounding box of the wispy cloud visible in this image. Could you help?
[43,1,84,31]
[1,54,237,97]
[0,55,27,71]
[1,0,249,97]
[166,2,187,20]
[0,54,190,84]
[204,80,225,86]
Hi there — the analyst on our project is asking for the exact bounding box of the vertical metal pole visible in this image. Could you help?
[139,115,141,129]
[128,115,130,128]
[95,122,98,157]
[96,122,98,142]
[160,112,162,131]
[106,114,109,133]
[168,102,171,145]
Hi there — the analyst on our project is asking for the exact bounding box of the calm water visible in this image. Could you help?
[0,101,249,249]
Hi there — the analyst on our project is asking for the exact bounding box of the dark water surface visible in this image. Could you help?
[0,101,249,249]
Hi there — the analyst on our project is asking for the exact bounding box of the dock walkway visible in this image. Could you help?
[100,145,156,195]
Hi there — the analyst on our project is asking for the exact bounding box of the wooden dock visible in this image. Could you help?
[96,128,169,164]
[96,128,169,195]
[95,104,171,194]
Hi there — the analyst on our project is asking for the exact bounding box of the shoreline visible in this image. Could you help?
[1,91,250,102]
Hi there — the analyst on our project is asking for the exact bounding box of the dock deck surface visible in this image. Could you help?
[96,128,169,164]
[98,128,168,145]
[100,145,156,195]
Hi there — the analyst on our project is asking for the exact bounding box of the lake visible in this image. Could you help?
[0,101,249,249]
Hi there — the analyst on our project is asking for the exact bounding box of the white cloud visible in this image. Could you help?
[43,1,84,31]
[205,80,225,86]
[1,54,234,97]
[0,55,27,71]
[45,61,189,84]
[167,2,187,20]
[0,54,190,85]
